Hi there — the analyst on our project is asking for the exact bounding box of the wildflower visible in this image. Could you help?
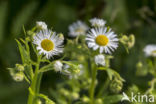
[13,72,24,82]
[143,44,156,57]
[33,29,63,59]
[36,21,47,30]
[94,54,105,66]
[68,21,88,37]
[89,18,106,27]
[86,27,118,54]
[53,61,63,72]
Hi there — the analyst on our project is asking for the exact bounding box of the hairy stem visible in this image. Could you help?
[27,60,42,104]
[90,64,97,104]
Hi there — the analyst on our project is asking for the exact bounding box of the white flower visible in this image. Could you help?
[94,54,105,66]
[54,61,63,72]
[36,21,47,30]
[86,27,118,54]
[33,29,63,59]
[89,18,106,27]
[143,44,156,57]
[68,21,88,37]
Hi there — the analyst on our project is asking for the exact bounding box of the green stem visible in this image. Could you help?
[97,78,109,97]
[90,65,97,104]
[27,60,42,104]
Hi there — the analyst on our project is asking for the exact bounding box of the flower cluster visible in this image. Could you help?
[8,18,135,104]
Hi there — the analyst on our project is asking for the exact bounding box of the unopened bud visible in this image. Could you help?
[36,99,42,104]
[58,33,64,40]
[95,98,103,104]
[53,61,63,72]
[16,64,24,71]
[13,72,24,82]
[82,96,90,103]
[71,92,79,100]
[128,34,135,48]
[110,79,123,93]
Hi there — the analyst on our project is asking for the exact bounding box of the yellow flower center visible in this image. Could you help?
[95,35,109,46]
[41,39,54,51]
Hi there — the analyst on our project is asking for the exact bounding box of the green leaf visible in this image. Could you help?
[15,39,29,64]
[106,68,114,80]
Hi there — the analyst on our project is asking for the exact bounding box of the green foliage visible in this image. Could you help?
[0,0,156,104]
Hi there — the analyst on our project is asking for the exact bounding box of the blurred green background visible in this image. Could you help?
[0,0,156,103]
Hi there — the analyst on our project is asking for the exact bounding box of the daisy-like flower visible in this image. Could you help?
[33,29,63,59]
[68,21,88,37]
[36,21,47,30]
[143,44,156,57]
[86,27,118,54]
[89,18,106,27]
[94,54,105,66]
[54,61,63,72]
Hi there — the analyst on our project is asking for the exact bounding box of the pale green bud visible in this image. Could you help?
[13,72,24,82]
[120,35,128,44]
[59,88,70,96]
[95,98,103,104]
[58,33,64,40]
[16,64,24,71]
[82,96,90,103]
[136,61,143,69]
[71,92,79,100]
[110,79,123,93]
[36,99,42,104]
[74,68,80,74]
[128,34,135,48]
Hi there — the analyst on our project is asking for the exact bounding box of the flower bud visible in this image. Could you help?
[58,33,64,40]
[36,99,42,104]
[13,72,24,82]
[95,98,103,104]
[71,92,79,100]
[110,79,123,93]
[53,61,63,72]
[36,21,47,30]
[59,88,70,96]
[128,34,135,48]
[82,96,90,103]
[94,54,105,66]
[16,64,24,71]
